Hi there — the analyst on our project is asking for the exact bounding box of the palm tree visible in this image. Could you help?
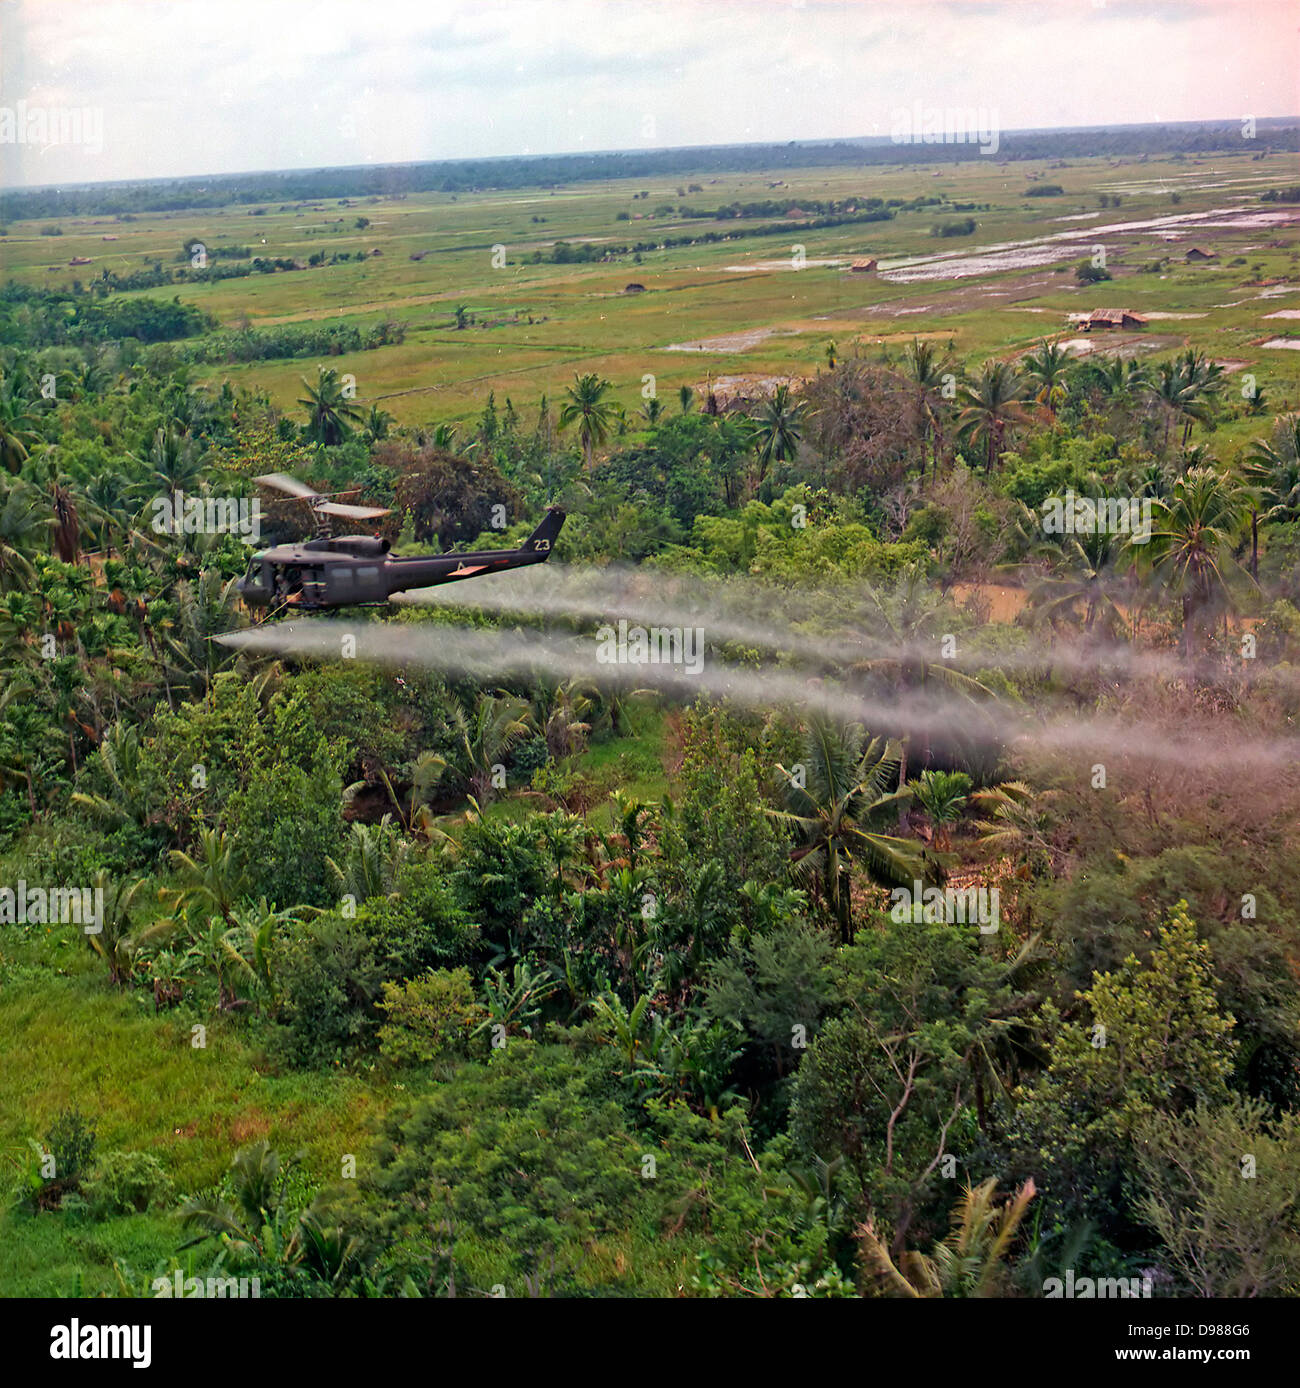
[770,716,928,944]
[0,389,41,474]
[901,338,952,482]
[1135,466,1251,657]
[912,768,972,851]
[535,810,588,900]
[227,899,297,1012]
[957,360,1031,475]
[70,350,116,401]
[71,722,151,832]
[85,872,172,986]
[180,1141,291,1259]
[970,781,1056,875]
[1029,535,1127,638]
[530,677,593,760]
[558,373,618,469]
[167,828,247,924]
[413,691,532,810]
[364,404,396,441]
[853,564,996,797]
[298,366,364,446]
[608,789,656,873]
[43,456,83,564]
[1240,414,1300,578]
[1142,350,1222,455]
[678,384,695,415]
[1015,498,1128,638]
[325,816,411,903]
[179,1141,357,1284]
[1090,355,1148,400]
[166,570,243,694]
[858,1177,1036,1298]
[751,383,807,490]
[1022,338,1070,419]
[0,677,63,817]
[81,469,136,553]
[136,424,203,503]
[181,912,250,1010]
[0,478,42,592]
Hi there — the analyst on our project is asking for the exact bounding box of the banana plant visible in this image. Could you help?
[474,959,559,1041]
[228,898,298,1014]
[589,992,656,1069]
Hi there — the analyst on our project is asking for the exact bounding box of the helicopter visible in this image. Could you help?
[236,473,565,612]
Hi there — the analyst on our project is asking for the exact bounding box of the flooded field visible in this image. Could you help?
[877,204,1300,284]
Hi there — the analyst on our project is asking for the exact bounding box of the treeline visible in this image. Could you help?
[532,205,899,264]
[3,120,1296,219]
[173,241,251,261]
[660,205,896,246]
[43,250,372,302]
[676,195,890,219]
[156,317,405,365]
[0,284,214,346]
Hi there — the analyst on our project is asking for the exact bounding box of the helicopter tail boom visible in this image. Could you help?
[522,507,565,554]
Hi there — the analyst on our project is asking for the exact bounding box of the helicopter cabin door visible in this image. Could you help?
[298,567,327,606]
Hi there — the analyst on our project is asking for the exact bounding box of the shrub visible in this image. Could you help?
[225,742,343,908]
[377,967,485,1065]
[39,1107,97,1207]
[931,217,976,237]
[360,860,479,979]
[1075,260,1111,284]
[273,914,384,1066]
[83,1150,174,1216]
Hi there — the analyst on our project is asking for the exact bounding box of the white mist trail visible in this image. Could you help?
[391,563,1256,686]
[218,617,1300,774]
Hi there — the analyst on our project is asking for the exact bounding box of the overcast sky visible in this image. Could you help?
[1,0,1296,188]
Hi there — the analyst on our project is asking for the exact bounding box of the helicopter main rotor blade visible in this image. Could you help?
[318,501,392,521]
[255,472,321,500]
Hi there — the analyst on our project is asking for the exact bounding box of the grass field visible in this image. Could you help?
[6,150,1298,447]
[0,714,674,1296]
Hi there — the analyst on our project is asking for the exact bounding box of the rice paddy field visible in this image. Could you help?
[5,147,1298,439]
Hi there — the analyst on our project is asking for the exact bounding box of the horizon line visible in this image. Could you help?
[5,113,1298,199]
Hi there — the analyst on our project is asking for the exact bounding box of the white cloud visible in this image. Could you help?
[0,0,1294,186]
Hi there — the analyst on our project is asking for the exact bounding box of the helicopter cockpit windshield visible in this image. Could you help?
[235,557,274,607]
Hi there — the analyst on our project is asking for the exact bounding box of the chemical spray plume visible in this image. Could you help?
[216,617,1300,774]
[392,563,1260,687]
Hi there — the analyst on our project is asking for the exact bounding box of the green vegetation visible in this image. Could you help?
[3,129,1300,1302]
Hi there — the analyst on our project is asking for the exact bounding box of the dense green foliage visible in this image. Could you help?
[4,143,1300,1302]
